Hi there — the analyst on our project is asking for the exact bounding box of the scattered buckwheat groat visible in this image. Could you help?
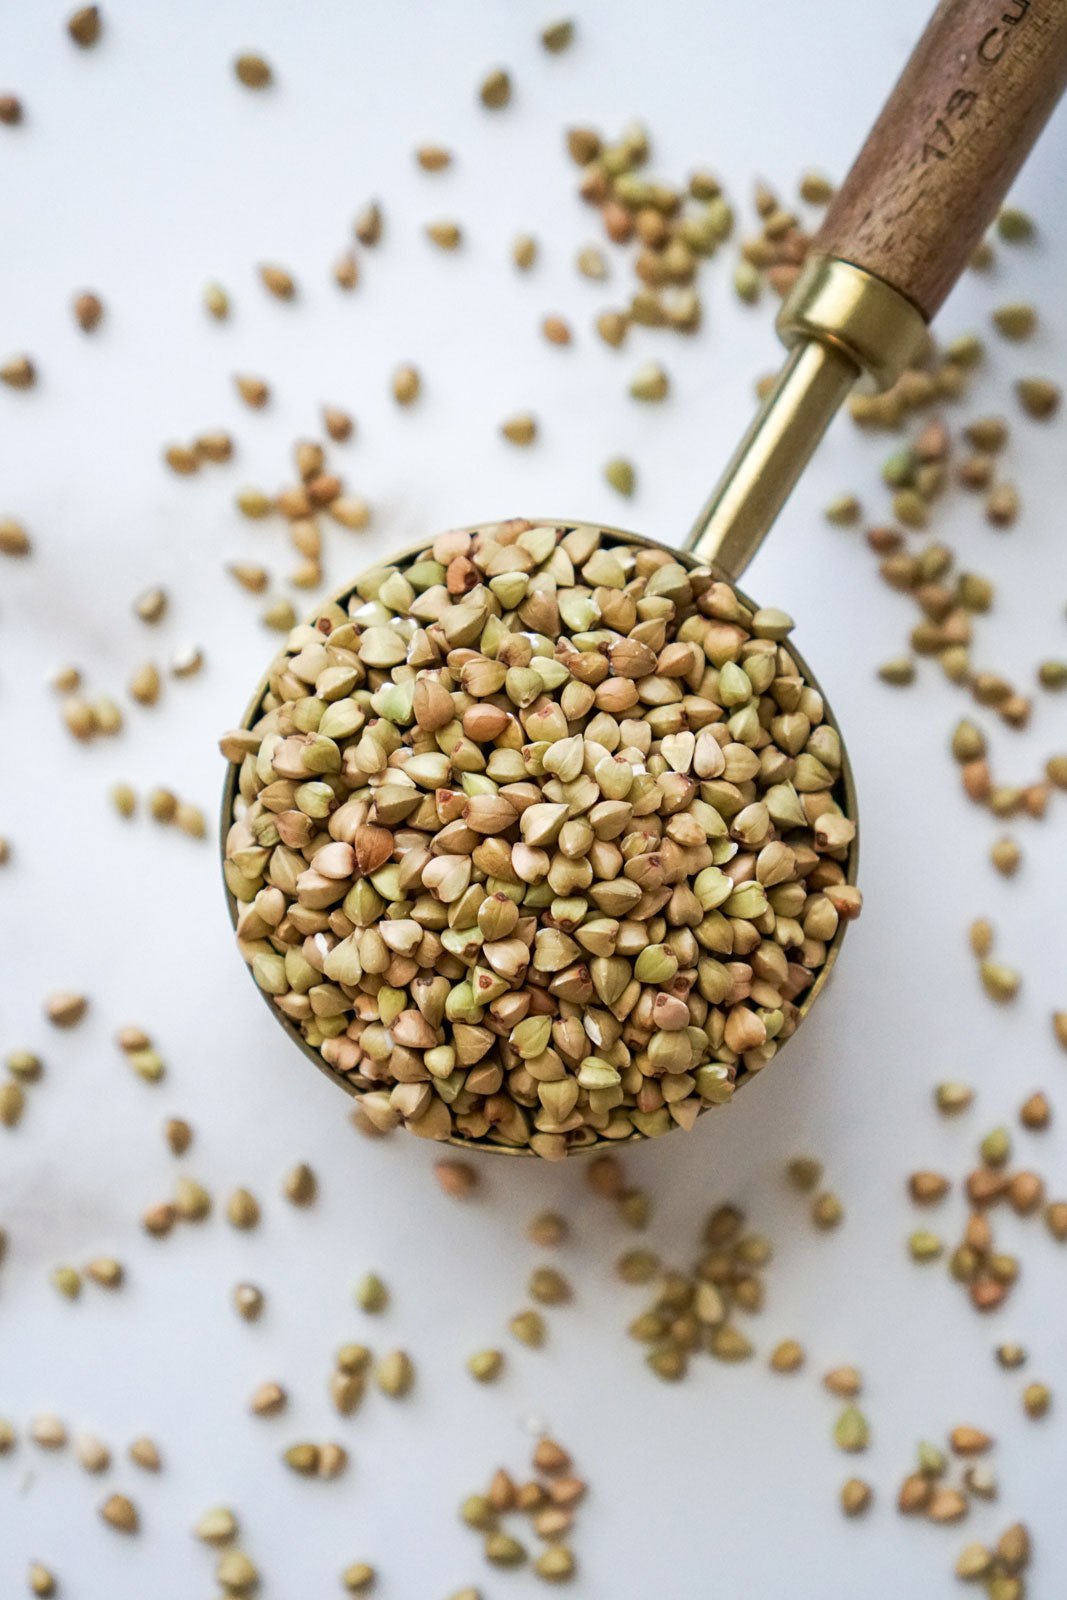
[234,53,272,88]
[67,6,102,48]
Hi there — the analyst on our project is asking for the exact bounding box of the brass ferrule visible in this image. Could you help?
[686,255,929,581]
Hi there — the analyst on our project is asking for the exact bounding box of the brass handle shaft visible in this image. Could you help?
[685,339,857,581]
[685,255,928,580]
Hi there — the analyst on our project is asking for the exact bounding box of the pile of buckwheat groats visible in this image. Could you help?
[3,6,1067,1597]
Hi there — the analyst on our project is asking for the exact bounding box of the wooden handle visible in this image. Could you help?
[813,0,1067,319]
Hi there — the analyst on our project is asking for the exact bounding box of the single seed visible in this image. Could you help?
[909,1230,942,1261]
[283,1161,316,1205]
[800,171,835,204]
[812,1191,843,1230]
[134,586,166,624]
[596,310,627,345]
[535,1544,575,1581]
[415,144,451,171]
[283,1442,320,1475]
[878,657,915,686]
[86,1256,123,1288]
[250,1380,287,1416]
[0,355,35,389]
[0,96,23,125]
[73,290,104,332]
[992,303,1036,340]
[355,1272,388,1312]
[0,518,31,556]
[996,1343,1026,1369]
[193,1505,238,1544]
[323,405,353,442]
[263,599,296,631]
[52,1265,81,1298]
[479,68,511,109]
[164,1117,191,1155]
[618,1190,650,1229]
[233,1282,264,1320]
[467,1349,503,1382]
[226,1188,260,1229]
[1019,1090,1050,1130]
[259,264,295,300]
[985,484,1019,527]
[510,1309,546,1347]
[129,661,161,705]
[541,19,574,51]
[996,1522,1032,1570]
[1022,1381,1050,1418]
[217,1548,259,1591]
[67,6,101,47]
[834,1406,869,1452]
[234,53,271,88]
[770,1339,805,1372]
[393,365,420,406]
[128,1435,161,1470]
[354,201,382,246]
[99,1493,138,1533]
[785,1157,822,1192]
[427,219,461,250]
[142,1202,176,1237]
[31,1415,67,1449]
[434,1159,478,1198]
[949,1425,992,1456]
[980,961,1019,1002]
[1016,376,1060,419]
[148,787,177,824]
[45,991,87,1028]
[512,234,537,270]
[235,374,269,408]
[6,1049,42,1082]
[980,1125,1011,1167]
[203,282,229,319]
[840,1478,872,1517]
[824,494,860,525]
[501,413,537,445]
[175,1177,211,1221]
[604,457,635,496]
[342,1563,376,1593]
[28,1563,56,1596]
[0,1081,24,1128]
[997,205,1034,241]
[909,1171,950,1204]
[376,1349,414,1397]
[543,316,572,346]
[164,443,198,475]
[529,1266,571,1305]
[527,1212,567,1247]
[577,245,607,279]
[629,361,668,401]
[824,1366,862,1398]
[486,1531,526,1567]
[194,431,232,463]
[928,1486,967,1523]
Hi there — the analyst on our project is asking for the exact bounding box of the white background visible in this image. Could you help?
[2,2,1067,1596]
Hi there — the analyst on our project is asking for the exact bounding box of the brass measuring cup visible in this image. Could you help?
[221,0,1067,1156]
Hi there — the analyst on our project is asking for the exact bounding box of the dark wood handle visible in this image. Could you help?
[813,0,1067,319]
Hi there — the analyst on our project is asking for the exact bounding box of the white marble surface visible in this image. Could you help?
[2,2,1067,1595]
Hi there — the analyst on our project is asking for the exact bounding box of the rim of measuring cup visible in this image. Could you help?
[219,519,859,1159]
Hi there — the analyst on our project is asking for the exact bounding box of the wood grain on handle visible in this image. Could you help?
[814,0,1067,319]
